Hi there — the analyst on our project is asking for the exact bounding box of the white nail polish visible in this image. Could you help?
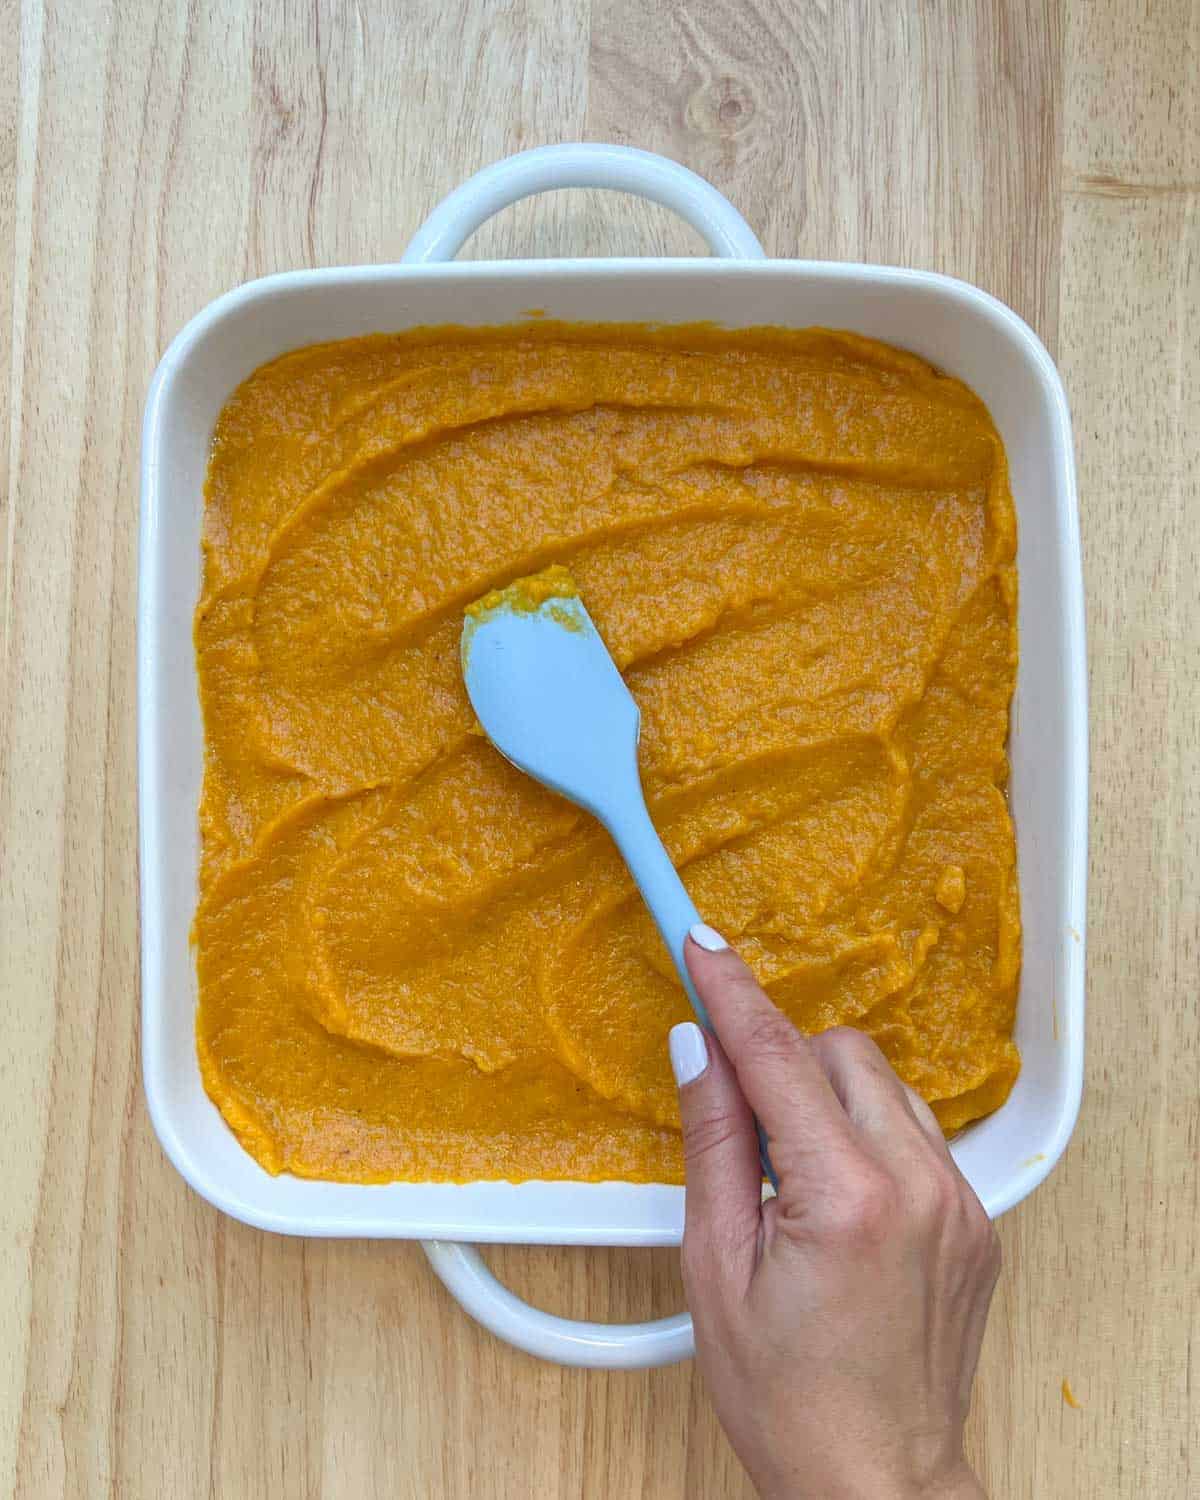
[669,1022,710,1087]
[688,922,728,952]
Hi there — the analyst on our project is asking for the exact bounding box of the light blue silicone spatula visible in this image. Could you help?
[462,568,777,1188]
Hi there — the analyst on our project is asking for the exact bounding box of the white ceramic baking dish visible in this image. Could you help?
[139,144,1086,1370]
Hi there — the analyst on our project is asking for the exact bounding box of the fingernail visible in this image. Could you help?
[688,922,729,952]
[669,1022,710,1087]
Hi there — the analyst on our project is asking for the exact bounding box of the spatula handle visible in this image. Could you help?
[603,792,779,1191]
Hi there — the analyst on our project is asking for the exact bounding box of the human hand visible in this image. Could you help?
[670,925,999,1500]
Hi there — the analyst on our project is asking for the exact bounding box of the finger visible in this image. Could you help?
[684,928,852,1152]
[809,1028,951,1162]
[900,1081,953,1154]
[808,1027,922,1135]
[669,1021,763,1296]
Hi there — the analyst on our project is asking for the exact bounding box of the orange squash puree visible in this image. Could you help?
[194,323,1021,1184]
[466,562,579,619]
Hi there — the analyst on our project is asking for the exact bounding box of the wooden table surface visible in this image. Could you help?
[2,2,1197,1495]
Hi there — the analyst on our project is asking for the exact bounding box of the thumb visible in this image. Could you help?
[670,1021,763,1296]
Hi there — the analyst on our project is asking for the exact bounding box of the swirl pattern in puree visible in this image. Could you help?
[195,324,1021,1183]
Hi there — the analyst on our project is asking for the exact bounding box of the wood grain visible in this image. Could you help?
[1,0,1196,1494]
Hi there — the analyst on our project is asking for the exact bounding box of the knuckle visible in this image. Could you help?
[958,1183,991,1235]
[822,1166,899,1245]
[818,1023,858,1050]
[817,1025,887,1071]
[741,1007,803,1063]
[944,1186,999,1271]
[975,1208,1002,1271]
[681,1106,744,1167]
[912,1161,962,1225]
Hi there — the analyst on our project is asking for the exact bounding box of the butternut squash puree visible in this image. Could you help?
[194,323,1021,1184]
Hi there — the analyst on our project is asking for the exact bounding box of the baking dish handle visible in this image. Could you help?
[401,142,765,263]
[423,1240,695,1368]
[409,141,752,1366]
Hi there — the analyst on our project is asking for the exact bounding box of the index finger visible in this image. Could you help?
[684,926,853,1155]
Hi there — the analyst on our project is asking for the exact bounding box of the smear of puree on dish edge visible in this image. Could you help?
[194,323,1021,1183]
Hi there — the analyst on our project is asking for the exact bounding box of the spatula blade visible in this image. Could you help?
[461,584,640,818]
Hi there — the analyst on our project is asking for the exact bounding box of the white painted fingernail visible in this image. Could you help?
[669,1022,710,1087]
[688,922,729,952]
